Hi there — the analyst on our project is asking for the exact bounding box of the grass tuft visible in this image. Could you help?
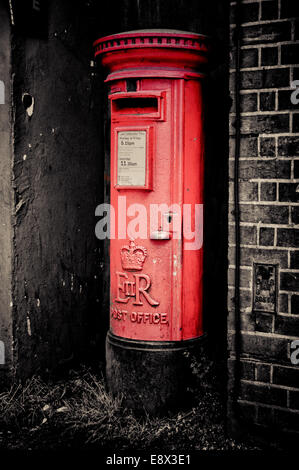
[0,366,261,451]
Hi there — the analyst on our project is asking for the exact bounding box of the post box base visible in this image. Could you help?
[105,331,207,416]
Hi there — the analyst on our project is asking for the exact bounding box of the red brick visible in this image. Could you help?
[291,294,299,314]
[238,205,288,224]
[278,90,299,111]
[240,182,259,201]
[261,1,278,20]
[291,207,299,224]
[289,391,299,410]
[231,48,259,69]
[240,69,289,90]
[236,247,289,268]
[237,160,290,179]
[242,22,291,45]
[273,365,299,387]
[275,314,299,335]
[282,44,299,64]
[256,363,271,382]
[280,293,289,313]
[242,93,258,112]
[259,227,275,245]
[273,409,299,432]
[227,310,256,332]
[228,267,252,288]
[227,288,252,313]
[290,252,299,269]
[229,135,258,158]
[293,113,299,133]
[260,182,276,201]
[227,358,255,380]
[231,93,258,113]
[230,3,259,24]
[241,48,259,68]
[229,225,257,245]
[280,0,299,18]
[261,47,278,66]
[277,228,299,247]
[280,272,299,291]
[255,312,274,333]
[240,114,289,134]
[279,183,299,202]
[241,360,256,381]
[229,331,289,362]
[260,137,276,157]
[237,400,257,424]
[260,92,276,111]
[240,381,287,407]
[257,406,274,426]
[278,136,299,156]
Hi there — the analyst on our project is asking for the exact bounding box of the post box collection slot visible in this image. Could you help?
[110,91,165,121]
[112,97,158,115]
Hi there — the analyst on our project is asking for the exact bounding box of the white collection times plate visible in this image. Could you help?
[117,130,146,187]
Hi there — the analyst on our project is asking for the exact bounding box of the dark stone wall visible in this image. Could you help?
[0,2,13,386]
[0,4,12,385]
[11,0,104,379]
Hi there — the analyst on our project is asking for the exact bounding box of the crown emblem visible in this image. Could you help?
[120,240,147,271]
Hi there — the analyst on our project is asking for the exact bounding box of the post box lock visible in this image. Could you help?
[150,230,171,240]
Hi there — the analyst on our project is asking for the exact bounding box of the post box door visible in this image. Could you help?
[110,78,183,342]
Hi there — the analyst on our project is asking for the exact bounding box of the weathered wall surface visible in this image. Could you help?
[228,0,299,443]
[11,0,104,379]
[0,3,13,386]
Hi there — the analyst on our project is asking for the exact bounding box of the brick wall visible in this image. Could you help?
[228,0,299,443]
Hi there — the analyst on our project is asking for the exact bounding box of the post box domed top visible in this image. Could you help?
[94,29,208,55]
[93,29,209,77]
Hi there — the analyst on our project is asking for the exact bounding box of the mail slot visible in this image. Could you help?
[111,95,159,115]
[94,29,209,414]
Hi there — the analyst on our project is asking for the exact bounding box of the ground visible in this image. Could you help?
[0,356,266,453]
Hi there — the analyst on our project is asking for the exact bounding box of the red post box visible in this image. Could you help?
[94,30,209,414]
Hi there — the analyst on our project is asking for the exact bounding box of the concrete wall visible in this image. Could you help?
[0,3,13,386]
[228,0,299,444]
